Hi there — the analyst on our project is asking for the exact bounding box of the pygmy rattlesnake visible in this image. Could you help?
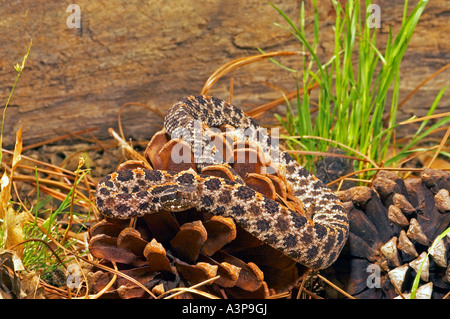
[96,95,349,269]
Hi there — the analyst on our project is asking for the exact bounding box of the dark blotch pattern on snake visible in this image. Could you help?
[96,95,349,269]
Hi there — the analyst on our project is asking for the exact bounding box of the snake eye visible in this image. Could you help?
[160,197,191,212]
[159,188,196,212]
[160,192,177,203]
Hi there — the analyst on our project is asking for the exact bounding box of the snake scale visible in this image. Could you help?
[96,95,349,269]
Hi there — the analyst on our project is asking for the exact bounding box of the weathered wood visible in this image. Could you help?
[0,0,448,148]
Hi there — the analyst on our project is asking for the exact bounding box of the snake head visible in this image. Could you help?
[150,183,197,212]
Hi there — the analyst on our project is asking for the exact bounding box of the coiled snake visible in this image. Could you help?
[96,95,349,269]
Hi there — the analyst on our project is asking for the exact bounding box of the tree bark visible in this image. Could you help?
[0,0,448,148]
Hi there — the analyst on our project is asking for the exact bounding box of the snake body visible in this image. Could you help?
[96,95,348,269]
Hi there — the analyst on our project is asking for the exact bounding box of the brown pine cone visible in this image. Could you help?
[325,169,450,299]
[88,129,308,299]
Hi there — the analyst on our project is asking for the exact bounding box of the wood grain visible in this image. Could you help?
[0,0,448,148]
